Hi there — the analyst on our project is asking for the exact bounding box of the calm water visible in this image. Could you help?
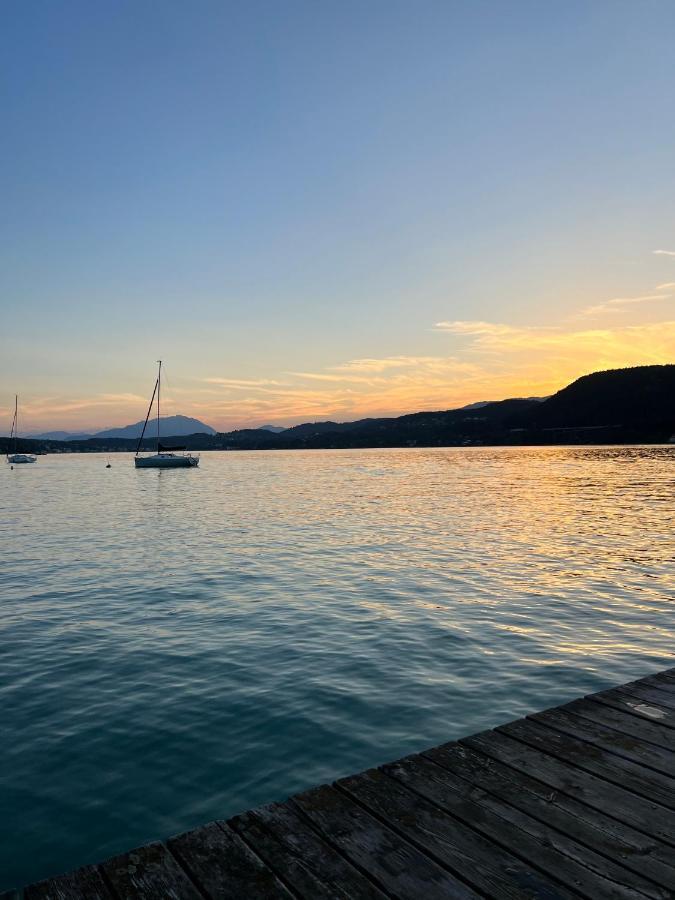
[1,446,673,888]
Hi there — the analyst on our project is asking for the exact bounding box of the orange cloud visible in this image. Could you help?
[6,316,674,432]
[195,319,674,428]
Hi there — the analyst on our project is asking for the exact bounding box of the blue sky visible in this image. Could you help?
[2,1,674,430]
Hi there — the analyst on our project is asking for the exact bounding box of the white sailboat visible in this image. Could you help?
[6,396,37,465]
[134,361,199,469]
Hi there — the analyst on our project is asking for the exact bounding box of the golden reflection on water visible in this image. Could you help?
[1,444,673,890]
[333,445,674,663]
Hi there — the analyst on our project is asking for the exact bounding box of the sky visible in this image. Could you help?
[2,0,675,433]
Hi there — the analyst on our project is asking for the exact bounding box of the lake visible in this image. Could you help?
[1,446,673,889]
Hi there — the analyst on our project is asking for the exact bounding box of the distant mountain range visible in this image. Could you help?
[95,415,216,439]
[28,415,216,441]
[27,430,93,441]
[460,396,548,410]
[4,365,674,454]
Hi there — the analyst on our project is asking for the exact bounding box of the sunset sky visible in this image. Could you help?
[2,1,675,432]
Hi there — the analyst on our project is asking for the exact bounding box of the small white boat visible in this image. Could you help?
[134,361,199,469]
[8,453,37,464]
[135,451,198,469]
[6,396,37,465]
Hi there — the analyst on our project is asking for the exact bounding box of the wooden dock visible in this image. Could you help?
[9,667,675,899]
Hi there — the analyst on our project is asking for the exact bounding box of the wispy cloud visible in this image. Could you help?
[653,249,675,257]
[287,371,374,384]
[433,317,675,370]
[11,294,675,430]
[330,355,451,373]
[657,282,675,290]
[203,377,289,388]
[577,294,669,318]
[99,393,146,403]
[433,321,522,337]
[204,314,674,428]
[9,392,148,431]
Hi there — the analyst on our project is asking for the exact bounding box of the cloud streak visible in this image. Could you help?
[9,285,675,430]
[202,377,290,388]
[16,313,675,431]
[195,317,674,428]
[433,321,523,336]
[576,294,669,318]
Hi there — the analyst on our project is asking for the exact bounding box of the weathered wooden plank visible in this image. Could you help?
[463,729,675,846]
[422,739,675,893]
[166,820,291,899]
[499,716,675,810]
[591,688,675,730]
[292,782,479,899]
[100,840,202,900]
[563,697,675,752]
[383,752,665,900]
[337,766,571,900]
[633,674,675,696]
[24,864,113,900]
[16,666,675,899]
[229,801,385,899]
[610,682,675,713]
[529,706,675,777]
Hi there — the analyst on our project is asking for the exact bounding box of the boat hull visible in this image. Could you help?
[7,454,37,464]
[134,454,198,469]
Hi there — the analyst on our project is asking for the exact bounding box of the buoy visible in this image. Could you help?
[106,463,111,468]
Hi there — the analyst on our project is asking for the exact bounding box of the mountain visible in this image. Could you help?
[28,430,93,441]
[27,416,216,441]
[209,367,673,448]
[461,396,548,410]
[95,415,216,439]
[4,366,673,455]
[258,424,286,433]
[514,366,675,430]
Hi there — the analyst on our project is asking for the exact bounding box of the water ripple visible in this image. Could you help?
[0,445,673,888]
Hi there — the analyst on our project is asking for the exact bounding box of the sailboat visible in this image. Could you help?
[134,361,199,469]
[6,396,37,465]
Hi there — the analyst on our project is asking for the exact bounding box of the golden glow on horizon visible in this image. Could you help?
[4,315,675,432]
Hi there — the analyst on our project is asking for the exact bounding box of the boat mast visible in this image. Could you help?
[157,360,161,453]
[135,370,159,456]
[14,395,18,454]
